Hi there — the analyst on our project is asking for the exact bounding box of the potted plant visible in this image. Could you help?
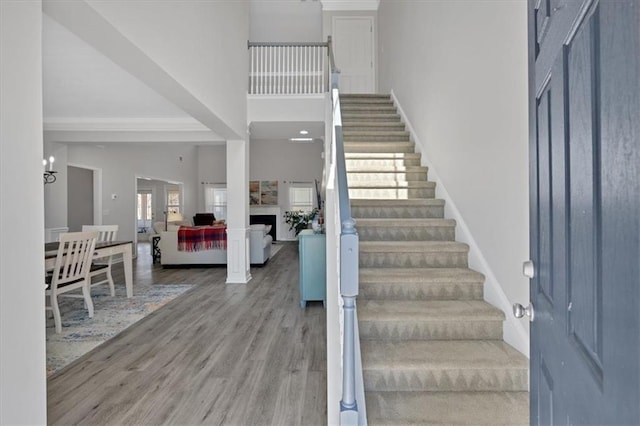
[284,208,319,236]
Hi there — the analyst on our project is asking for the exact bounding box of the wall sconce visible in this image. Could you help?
[43,156,57,184]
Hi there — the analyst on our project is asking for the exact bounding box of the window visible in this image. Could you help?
[137,191,152,221]
[137,190,153,233]
[289,185,314,213]
[204,185,227,220]
[166,188,181,215]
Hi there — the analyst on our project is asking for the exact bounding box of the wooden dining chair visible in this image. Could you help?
[45,231,98,333]
[82,225,118,297]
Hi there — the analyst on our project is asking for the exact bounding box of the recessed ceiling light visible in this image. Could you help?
[289,137,314,142]
[299,130,309,135]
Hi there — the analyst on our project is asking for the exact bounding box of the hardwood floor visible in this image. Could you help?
[47,241,327,425]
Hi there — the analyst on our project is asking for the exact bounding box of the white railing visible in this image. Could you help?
[248,40,330,95]
[325,47,366,425]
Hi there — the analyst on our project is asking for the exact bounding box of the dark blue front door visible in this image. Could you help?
[529,0,640,424]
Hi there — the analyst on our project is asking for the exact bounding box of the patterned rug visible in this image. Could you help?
[46,283,193,376]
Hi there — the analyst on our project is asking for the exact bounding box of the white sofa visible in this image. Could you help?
[249,224,273,265]
[159,224,272,267]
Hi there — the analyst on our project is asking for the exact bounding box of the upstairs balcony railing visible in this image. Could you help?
[247,38,331,95]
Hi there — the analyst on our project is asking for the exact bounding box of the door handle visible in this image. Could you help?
[523,260,535,278]
[513,302,535,322]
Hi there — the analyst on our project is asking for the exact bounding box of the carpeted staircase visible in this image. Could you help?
[341,93,529,425]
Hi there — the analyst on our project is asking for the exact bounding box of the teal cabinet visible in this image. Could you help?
[298,230,326,308]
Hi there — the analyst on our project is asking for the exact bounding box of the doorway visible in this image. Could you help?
[134,175,183,256]
[67,164,102,231]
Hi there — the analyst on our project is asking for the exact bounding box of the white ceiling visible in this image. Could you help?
[43,14,190,120]
[42,11,325,144]
[250,121,324,142]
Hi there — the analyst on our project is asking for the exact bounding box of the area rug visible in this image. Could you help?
[270,242,284,258]
[46,283,193,376]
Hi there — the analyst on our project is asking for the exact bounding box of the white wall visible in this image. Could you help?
[43,141,68,228]
[378,0,530,353]
[0,1,47,423]
[65,144,199,245]
[86,0,250,138]
[250,0,323,42]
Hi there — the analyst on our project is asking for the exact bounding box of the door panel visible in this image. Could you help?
[333,17,374,93]
[565,14,604,382]
[529,0,640,424]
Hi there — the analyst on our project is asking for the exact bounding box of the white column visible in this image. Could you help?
[225,139,251,284]
[0,1,47,423]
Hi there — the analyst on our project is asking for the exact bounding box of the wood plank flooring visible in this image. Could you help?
[47,241,327,425]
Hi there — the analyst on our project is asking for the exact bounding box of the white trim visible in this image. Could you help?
[391,90,530,357]
[246,94,326,101]
[43,117,210,132]
[225,228,252,284]
[321,0,379,11]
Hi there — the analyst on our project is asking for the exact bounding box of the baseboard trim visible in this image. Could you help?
[390,90,529,357]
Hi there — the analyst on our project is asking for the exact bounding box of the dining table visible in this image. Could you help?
[45,240,134,298]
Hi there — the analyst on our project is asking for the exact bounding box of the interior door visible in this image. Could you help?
[67,165,94,231]
[332,16,374,93]
[529,0,639,424]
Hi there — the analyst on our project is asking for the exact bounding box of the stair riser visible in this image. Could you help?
[352,205,445,219]
[350,188,436,199]
[358,226,455,242]
[343,124,406,132]
[340,99,393,105]
[363,369,529,392]
[359,252,468,268]
[359,320,504,341]
[342,115,401,123]
[344,143,415,154]
[345,158,421,168]
[344,134,410,142]
[342,106,397,113]
[359,282,484,301]
[347,171,428,182]
[341,102,395,109]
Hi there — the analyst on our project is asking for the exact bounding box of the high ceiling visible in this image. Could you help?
[42,9,324,144]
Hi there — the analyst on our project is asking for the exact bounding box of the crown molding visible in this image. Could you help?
[320,0,380,11]
[43,117,225,144]
[43,117,210,132]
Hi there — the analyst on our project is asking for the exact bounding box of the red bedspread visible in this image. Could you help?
[177,225,227,252]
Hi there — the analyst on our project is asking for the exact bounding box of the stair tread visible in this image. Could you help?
[348,181,435,188]
[360,241,469,252]
[345,153,420,158]
[343,121,405,127]
[359,300,505,321]
[341,93,391,98]
[352,199,444,206]
[361,340,528,370]
[343,130,409,136]
[342,113,400,119]
[357,218,455,226]
[360,268,484,283]
[347,167,427,172]
[365,391,529,426]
